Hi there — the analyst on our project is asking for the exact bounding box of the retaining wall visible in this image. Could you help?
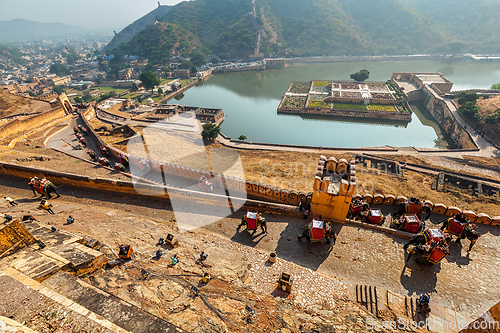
[0,107,66,141]
[421,85,476,149]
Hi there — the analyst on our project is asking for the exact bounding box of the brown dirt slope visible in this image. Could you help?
[476,95,500,145]
[0,91,52,118]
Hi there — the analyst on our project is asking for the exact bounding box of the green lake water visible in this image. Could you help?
[169,60,500,148]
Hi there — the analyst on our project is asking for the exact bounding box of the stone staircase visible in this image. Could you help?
[0,219,107,281]
[0,268,129,332]
[0,219,186,333]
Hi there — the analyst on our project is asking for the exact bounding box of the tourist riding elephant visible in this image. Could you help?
[119,154,129,168]
[238,212,267,235]
[403,227,452,251]
[87,149,97,162]
[393,198,432,221]
[441,214,481,252]
[99,157,111,167]
[28,177,60,199]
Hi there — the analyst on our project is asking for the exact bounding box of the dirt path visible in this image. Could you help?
[1,175,498,320]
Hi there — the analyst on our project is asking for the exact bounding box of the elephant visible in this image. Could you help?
[119,154,129,168]
[393,198,432,221]
[87,149,97,161]
[28,177,60,199]
[115,162,126,172]
[441,214,481,252]
[99,157,111,167]
[238,212,267,235]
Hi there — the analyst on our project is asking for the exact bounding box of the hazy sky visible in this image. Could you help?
[0,0,184,31]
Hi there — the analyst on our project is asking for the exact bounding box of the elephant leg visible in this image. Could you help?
[468,239,477,252]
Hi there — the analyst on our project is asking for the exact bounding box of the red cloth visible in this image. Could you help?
[448,218,466,236]
[404,215,420,233]
[407,203,421,214]
[310,220,325,241]
[429,247,447,264]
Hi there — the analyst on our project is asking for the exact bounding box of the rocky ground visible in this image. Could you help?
[0,183,425,333]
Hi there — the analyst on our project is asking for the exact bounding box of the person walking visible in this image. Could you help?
[4,197,18,206]
[40,200,55,215]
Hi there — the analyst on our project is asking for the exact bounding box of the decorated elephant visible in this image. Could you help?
[115,162,126,172]
[28,177,60,199]
[441,214,480,252]
[87,149,97,161]
[393,197,432,221]
[298,219,334,244]
[119,154,129,168]
[99,157,111,167]
[406,238,449,265]
[199,176,213,193]
[238,211,267,235]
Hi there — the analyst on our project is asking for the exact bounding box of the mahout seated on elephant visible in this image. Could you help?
[238,211,267,235]
[441,213,480,252]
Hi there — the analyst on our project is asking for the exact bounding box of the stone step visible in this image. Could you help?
[42,271,184,333]
[0,268,130,333]
[1,220,107,281]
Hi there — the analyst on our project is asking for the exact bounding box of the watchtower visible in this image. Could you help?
[310,156,356,222]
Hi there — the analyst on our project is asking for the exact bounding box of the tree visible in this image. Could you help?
[81,84,88,91]
[49,63,69,76]
[82,94,93,102]
[161,66,171,75]
[491,83,500,90]
[157,87,163,95]
[457,91,478,105]
[350,69,370,82]
[139,71,160,93]
[190,50,208,66]
[74,96,83,103]
[485,113,498,124]
[448,41,465,55]
[180,60,194,69]
[53,85,65,95]
[238,135,247,141]
[201,123,221,141]
[210,56,220,64]
[28,91,36,97]
[190,66,198,74]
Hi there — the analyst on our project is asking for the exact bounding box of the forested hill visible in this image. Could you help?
[105,5,173,50]
[107,0,500,64]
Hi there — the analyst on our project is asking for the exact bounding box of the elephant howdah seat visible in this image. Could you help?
[428,245,447,264]
[403,214,421,233]
[423,228,446,243]
[368,209,383,225]
[447,218,467,237]
[309,219,325,242]
[245,212,257,230]
[406,202,421,215]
